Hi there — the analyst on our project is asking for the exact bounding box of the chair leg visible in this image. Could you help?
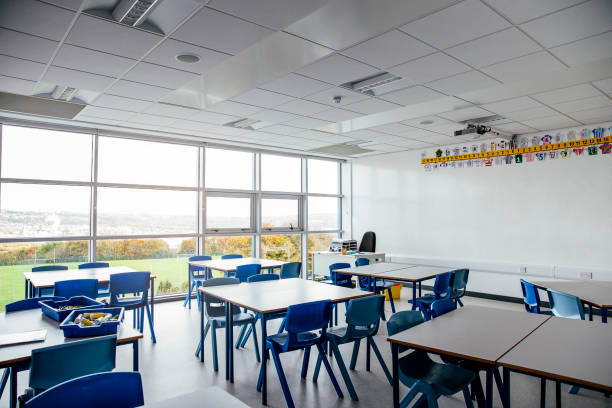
[368,337,392,385]
[239,325,253,349]
[211,325,218,372]
[195,321,211,359]
[457,298,464,307]
[388,288,396,313]
[183,281,194,307]
[399,386,421,408]
[250,322,260,363]
[196,282,202,312]
[277,317,286,334]
[139,306,144,333]
[472,374,486,408]
[301,346,311,379]
[366,338,371,371]
[462,386,475,408]
[145,303,156,343]
[235,324,248,349]
[493,366,505,401]
[334,304,338,326]
[349,340,360,370]
[555,381,561,408]
[270,346,295,408]
[257,347,269,392]
[0,368,8,399]
[312,352,322,382]
[568,385,580,394]
[330,341,359,401]
[315,343,344,399]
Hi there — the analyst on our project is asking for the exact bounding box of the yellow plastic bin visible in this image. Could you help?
[385,283,402,300]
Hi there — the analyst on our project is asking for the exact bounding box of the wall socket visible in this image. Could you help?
[579,271,593,280]
[520,266,527,274]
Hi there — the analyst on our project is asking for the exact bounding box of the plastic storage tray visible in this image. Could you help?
[39,296,105,322]
[59,307,124,338]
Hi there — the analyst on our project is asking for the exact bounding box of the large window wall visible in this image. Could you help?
[0,123,342,309]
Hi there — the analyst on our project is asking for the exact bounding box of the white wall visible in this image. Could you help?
[351,123,612,298]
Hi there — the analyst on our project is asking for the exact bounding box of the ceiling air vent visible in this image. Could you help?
[224,118,266,130]
[308,143,374,157]
[340,72,403,96]
[113,0,161,27]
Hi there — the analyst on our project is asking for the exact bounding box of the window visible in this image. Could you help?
[206,195,252,232]
[206,148,253,190]
[308,196,339,231]
[261,154,301,192]
[308,159,339,194]
[204,235,253,262]
[307,233,337,253]
[261,198,300,231]
[261,234,301,262]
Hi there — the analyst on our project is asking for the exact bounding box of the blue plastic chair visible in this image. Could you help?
[31,265,68,297]
[449,269,469,307]
[54,279,98,299]
[109,271,156,343]
[195,277,260,371]
[431,298,457,319]
[18,335,116,405]
[547,289,585,320]
[313,295,391,401]
[413,272,453,320]
[24,372,143,408]
[183,255,212,311]
[256,300,344,408]
[221,254,243,259]
[387,311,474,408]
[235,263,261,283]
[355,258,396,315]
[325,262,354,325]
[248,274,279,283]
[280,262,301,279]
[78,262,110,297]
[520,279,552,315]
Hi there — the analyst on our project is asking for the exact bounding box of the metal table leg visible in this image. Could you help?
[187,268,192,309]
[503,367,510,408]
[9,367,16,408]
[602,307,608,323]
[133,340,139,371]
[261,313,268,405]
[485,366,493,408]
[392,343,399,408]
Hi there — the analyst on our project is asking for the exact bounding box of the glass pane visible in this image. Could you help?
[261,199,299,230]
[308,159,339,194]
[96,237,194,295]
[308,196,339,231]
[261,154,301,192]
[1,125,92,182]
[0,241,88,311]
[307,233,337,279]
[206,196,251,230]
[98,137,198,187]
[0,183,90,238]
[205,148,253,190]
[261,234,301,262]
[97,188,197,235]
[205,236,253,265]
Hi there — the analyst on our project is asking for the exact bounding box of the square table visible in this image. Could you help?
[498,317,612,407]
[199,278,373,405]
[531,280,612,322]
[0,309,142,408]
[387,306,551,408]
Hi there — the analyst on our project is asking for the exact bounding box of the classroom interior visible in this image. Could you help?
[0,0,611,407]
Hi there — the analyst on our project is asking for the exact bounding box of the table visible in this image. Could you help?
[199,279,372,405]
[498,317,612,407]
[144,386,250,407]
[531,280,612,322]
[0,309,142,408]
[387,306,551,408]
[311,251,385,279]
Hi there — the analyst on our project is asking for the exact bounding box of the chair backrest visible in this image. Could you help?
[547,289,585,320]
[283,300,332,350]
[235,264,261,283]
[188,255,212,275]
[358,231,376,252]
[221,254,243,260]
[329,262,352,285]
[29,335,116,391]
[355,258,370,290]
[520,279,544,313]
[248,273,279,283]
[109,272,150,305]
[432,272,453,299]
[345,295,385,337]
[78,262,109,270]
[280,262,301,279]
[24,372,144,408]
[355,257,370,267]
[54,279,98,299]
[5,297,66,313]
[31,265,68,272]
[450,269,469,293]
[201,277,241,317]
[431,298,457,318]
[386,311,424,353]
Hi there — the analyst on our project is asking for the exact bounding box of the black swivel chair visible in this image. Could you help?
[358,231,376,253]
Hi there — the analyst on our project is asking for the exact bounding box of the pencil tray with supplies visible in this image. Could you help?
[59,307,124,337]
[39,296,105,322]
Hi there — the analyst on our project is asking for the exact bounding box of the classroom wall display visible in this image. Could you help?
[420,125,612,172]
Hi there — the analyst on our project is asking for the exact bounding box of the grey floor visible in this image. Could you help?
[2,290,610,408]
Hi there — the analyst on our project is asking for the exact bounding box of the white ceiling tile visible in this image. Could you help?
[66,14,161,59]
[358,143,406,152]
[389,53,471,83]
[260,73,332,98]
[531,84,602,105]
[521,115,580,130]
[438,106,492,121]
[248,131,281,140]
[204,125,249,137]
[231,88,294,108]
[311,108,361,122]
[410,132,458,145]
[342,30,434,69]
[0,0,74,41]
[0,28,58,63]
[342,129,387,140]
[296,54,379,86]
[400,0,511,49]
[0,75,36,95]
[361,133,406,144]
[295,129,339,141]
[593,78,612,95]
[144,38,231,75]
[207,100,263,117]
[304,86,369,107]
[428,123,463,136]
[401,115,456,128]
[188,110,239,125]
[42,66,115,92]
[128,113,176,126]
[79,106,134,121]
[494,122,537,134]
[0,55,45,81]
[389,138,433,148]
[166,120,217,132]
[92,94,151,112]
[107,80,171,102]
[569,105,612,123]
[549,31,612,67]
[370,123,421,136]
[53,44,136,78]
[552,95,612,114]
[276,99,329,116]
[145,0,200,36]
[481,97,543,114]
[124,62,199,89]
[378,86,445,106]
[482,0,584,24]
[75,114,119,126]
[43,0,83,11]
[427,70,500,95]
[143,103,199,119]
[344,98,401,114]
[447,28,541,68]
[284,116,332,129]
[116,121,160,132]
[480,51,566,83]
[520,0,612,48]
[249,109,300,124]
[505,106,559,121]
[259,124,303,135]
[172,7,273,55]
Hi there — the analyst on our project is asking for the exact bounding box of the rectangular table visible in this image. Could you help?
[498,317,612,407]
[387,306,551,408]
[0,309,142,408]
[199,279,373,405]
[531,280,612,322]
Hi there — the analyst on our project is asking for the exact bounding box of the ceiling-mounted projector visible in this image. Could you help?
[454,124,492,139]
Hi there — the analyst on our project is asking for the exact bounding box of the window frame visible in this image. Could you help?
[260,194,303,233]
[204,191,256,234]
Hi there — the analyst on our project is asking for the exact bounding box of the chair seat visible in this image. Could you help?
[326,325,374,343]
[111,297,144,308]
[209,312,256,326]
[399,351,474,396]
[267,331,321,349]
[414,294,436,305]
